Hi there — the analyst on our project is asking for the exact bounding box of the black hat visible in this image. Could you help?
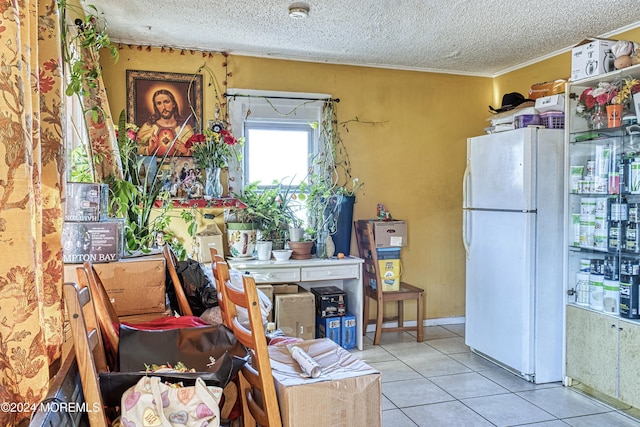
[489,92,532,114]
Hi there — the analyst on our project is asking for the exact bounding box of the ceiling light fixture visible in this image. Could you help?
[288,2,310,19]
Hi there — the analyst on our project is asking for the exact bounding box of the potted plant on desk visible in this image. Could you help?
[288,228,315,260]
[227,179,303,256]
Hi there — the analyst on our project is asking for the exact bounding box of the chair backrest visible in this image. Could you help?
[354,220,384,299]
[210,247,233,328]
[62,282,109,427]
[222,272,282,427]
[164,244,194,316]
[75,263,120,371]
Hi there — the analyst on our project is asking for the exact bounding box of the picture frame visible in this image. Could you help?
[167,157,205,199]
[126,70,203,157]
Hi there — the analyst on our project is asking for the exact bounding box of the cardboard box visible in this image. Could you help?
[64,255,167,316]
[272,284,300,295]
[377,257,401,292]
[195,223,225,263]
[65,182,108,222]
[62,221,121,264]
[372,220,407,247]
[311,286,347,317]
[274,289,315,340]
[268,339,381,427]
[528,79,566,100]
[535,94,565,113]
[571,39,616,81]
[341,313,357,350]
[316,316,341,345]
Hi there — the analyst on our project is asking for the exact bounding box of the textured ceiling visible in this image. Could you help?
[92,0,640,76]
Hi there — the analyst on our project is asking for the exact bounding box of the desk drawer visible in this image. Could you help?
[245,268,301,283]
[301,264,360,281]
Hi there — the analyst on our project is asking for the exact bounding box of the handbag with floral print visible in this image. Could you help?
[119,376,223,427]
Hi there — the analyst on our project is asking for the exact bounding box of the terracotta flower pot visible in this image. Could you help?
[288,240,314,260]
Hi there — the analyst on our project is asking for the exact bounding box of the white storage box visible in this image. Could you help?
[571,39,616,81]
[535,94,565,113]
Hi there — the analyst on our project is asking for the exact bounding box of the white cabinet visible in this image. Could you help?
[564,63,640,409]
[227,257,364,350]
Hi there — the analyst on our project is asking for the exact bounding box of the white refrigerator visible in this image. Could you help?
[462,127,564,384]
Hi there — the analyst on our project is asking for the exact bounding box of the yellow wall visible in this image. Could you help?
[100,27,640,321]
[102,49,491,320]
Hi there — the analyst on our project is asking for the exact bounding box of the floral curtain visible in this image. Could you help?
[0,1,65,425]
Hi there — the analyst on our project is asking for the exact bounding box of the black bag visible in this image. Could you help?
[118,323,247,373]
[167,258,218,316]
[101,324,248,407]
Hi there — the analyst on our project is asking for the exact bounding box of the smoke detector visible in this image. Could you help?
[288,2,310,19]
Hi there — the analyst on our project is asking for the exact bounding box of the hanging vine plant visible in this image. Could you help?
[58,0,119,181]
[305,100,370,249]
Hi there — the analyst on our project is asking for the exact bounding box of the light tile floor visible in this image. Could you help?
[350,323,640,427]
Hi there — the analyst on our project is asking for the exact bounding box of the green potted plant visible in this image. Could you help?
[228,179,304,253]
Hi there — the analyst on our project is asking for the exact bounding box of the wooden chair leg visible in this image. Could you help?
[221,381,238,421]
[363,295,370,336]
[398,300,404,328]
[238,371,255,427]
[374,298,383,345]
[416,292,424,342]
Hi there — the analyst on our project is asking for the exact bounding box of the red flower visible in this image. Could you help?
[580,88,596,109]
[219,129,238,146]
[595,89,617,106]
[185,133,206,149]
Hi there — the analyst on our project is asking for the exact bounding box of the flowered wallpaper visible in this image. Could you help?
[0,1,65,425]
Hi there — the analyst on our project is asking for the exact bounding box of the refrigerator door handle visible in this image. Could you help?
[463,208,471,259]
[463,161,471,209]
[462,161,471,259]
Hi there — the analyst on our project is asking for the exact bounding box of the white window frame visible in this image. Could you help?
[226,89,330,195]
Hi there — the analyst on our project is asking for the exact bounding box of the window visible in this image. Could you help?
[243,121,312,186]
[227,89,329,194]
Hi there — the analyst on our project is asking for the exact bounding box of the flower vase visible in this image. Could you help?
[607,104,622,128]
[590,104,607,130]
[204,166,223,199]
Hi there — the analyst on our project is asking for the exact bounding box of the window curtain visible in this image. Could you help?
[0,2,65,425]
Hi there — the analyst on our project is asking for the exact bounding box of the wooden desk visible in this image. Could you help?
[227,257,365,350]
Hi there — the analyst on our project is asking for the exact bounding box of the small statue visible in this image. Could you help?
[377,203,392,221]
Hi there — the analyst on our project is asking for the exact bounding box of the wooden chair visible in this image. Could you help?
[164,244,194,316]
[75,264,121,370]
[63,281,109,427]
[210,247,233,328]
[354,219,425,345]
[71,263,239,424]
[222,270,282,427]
